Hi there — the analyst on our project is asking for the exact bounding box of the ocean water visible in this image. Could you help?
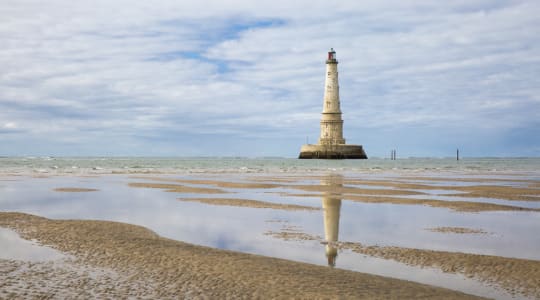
[1,156,540,175]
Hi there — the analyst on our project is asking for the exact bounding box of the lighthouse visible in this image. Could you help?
[299,48,367,159]
[319,48,345,145]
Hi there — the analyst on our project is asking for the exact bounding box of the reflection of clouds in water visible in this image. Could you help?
[1,174,540,262]
[337,201,540,260]
[396,193,540,209]
[334,252,516,300]
[0,228,65,261]
[2,174,539,299]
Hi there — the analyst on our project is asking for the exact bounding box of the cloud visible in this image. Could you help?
[0,122,24,135]
[0,0,539,156]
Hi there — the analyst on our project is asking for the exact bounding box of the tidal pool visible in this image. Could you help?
[0,228,65,262]
[0,173,539,299]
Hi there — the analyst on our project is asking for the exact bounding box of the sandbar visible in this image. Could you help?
[266,230,540,299]
[342,194,539,212]
[130,175,540,203]
[291,184,425,196]
[128,182,227,194]
[131,176,280,189]
[276,192,538,212]
[0,212,483,299]
[179,197,320,211]
[426,227,488,234]
[341,179,540,202]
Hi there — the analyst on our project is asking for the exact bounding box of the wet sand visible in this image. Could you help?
[292,184,426,196]
[341,179,540,202]
[128,182,227,194]
[449,185,540,201]
[266,230,540,299]
[399,176,539,184]
[2,173,539,298]
[426,227,488,234]
[53,188,99,192]
[179,197,320,211]
[342,194,538,212]
[0,259,150,299]
[127,176,538,212]
[130,175,540,202]
[276,192,538,212]
[131,176,281,189]
[0,212,481,299]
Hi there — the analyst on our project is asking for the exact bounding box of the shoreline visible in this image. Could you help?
[265,228,540,299]
[0,212,483,299]
[1,171,539,298]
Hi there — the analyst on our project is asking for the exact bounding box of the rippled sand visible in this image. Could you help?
[179,197,320,211]
[341,179,540,201]
[128,182,227,194]
[265,230,540,299]
[426,227,488,234]
[0,212,480,299]
[341,194,538,212]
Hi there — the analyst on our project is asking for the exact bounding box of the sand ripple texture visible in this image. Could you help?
[178,197,320,211]
[0,212,482,299]
[265,231,540,299]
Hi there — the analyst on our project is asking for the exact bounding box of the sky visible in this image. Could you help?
[1,0,539,158]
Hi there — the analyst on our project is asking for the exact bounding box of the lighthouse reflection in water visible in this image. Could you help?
[321,174,343,267]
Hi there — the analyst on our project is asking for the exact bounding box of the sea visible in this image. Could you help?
[1,156,540,175]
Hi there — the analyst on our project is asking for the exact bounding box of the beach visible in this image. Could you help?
[0,212,482,299]
[1,157,539,299]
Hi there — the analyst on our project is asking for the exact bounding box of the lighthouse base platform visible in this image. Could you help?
[298,144,367,159]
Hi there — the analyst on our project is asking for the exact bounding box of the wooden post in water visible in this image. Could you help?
[390,149,396,160]
[457,148,459,161]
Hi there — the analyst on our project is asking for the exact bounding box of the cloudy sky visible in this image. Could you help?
[1,0,539,157]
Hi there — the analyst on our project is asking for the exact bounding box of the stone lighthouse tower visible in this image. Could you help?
[319,48,345,145]
[299,48,367,159]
